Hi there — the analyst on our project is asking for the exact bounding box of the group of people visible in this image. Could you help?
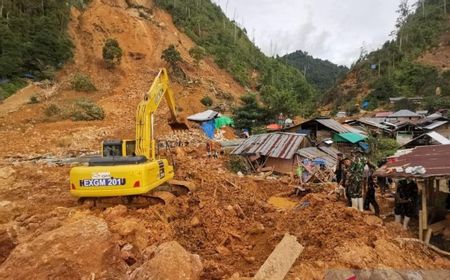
[335,151,418,229]
[335,152,380,216]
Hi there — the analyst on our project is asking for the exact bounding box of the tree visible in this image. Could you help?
[233,93,267,130]
[102,38,122,68]
[189,46,206,65]
[161,44,182,71]
[261,86,298,118]
[395,0,411,52]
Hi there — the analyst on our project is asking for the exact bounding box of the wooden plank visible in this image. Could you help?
[419,210,423,241]
[422,180,428,230]
[253,233,304,280]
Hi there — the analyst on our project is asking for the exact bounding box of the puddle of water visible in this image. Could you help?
[268,196,297,210]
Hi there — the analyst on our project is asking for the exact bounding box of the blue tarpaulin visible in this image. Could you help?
[201,120,215,139]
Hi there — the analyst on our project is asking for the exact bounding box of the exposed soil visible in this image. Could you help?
[0,1,449,279]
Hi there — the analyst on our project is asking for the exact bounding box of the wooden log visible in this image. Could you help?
[253,233,304,280]
[422,180,428,230]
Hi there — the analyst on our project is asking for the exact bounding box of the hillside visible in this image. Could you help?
[155,0,318,117]
[281,50,349,93]
[325,0,450,114]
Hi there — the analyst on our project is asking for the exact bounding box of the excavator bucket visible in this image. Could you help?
[169,116,189,130]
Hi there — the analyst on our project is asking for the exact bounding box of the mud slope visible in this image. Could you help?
[0,0,245,157]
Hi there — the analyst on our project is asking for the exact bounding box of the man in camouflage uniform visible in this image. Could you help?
[347,152,366,211]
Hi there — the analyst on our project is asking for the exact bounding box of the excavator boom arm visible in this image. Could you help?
[135,68,179,160]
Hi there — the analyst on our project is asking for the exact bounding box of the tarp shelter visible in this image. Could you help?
[333,132,367,144]
[266,124,282,131]
[187,110,219,122]
[201,120,215,139]
[215,116,234,129]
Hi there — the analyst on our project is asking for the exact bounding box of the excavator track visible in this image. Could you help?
[79,180,195,209]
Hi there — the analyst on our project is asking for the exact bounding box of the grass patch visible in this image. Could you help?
[0,79,28,100]
[70,99,105,121]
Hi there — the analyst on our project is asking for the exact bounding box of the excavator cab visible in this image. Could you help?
[102,140,136,157]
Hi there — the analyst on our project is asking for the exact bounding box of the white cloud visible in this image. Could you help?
[212,0,403,66]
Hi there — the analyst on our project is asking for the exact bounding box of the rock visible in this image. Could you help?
[0,227,16,264]
[130,241,203,280]
[0,167,15,179]
[190,216,201,227]
[158,22,166,28]
[215,245,232,256]
[0,201,19,224]
[103,205,128,221]
[247,223,265,235]
[364,215,383,226]
[111,218,148,251]
[237,171,244,177]
[0,216,125,279]
[233,204,245,219]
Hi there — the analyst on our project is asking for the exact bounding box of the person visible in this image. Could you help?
[394,179,418,229]
[241,129,250,138]
[335,153,344,184]
[347,153,366,211]
[364,176,380,216]
[341,158,352,207]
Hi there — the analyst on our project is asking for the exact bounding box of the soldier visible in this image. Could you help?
[347,152,366,211]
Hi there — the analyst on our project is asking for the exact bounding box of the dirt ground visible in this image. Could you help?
[0,0,450,279]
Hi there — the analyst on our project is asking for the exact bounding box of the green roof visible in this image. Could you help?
[333,132,367,144]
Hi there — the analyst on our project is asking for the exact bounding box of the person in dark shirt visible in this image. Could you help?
[364,176,380,216]
[341,158,352,207]
[335,153,344,183]
[394,179,418,229]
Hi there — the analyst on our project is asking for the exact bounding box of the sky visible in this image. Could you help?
[212,0,405,66]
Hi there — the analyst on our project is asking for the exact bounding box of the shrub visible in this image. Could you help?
[28,95,39,104]
[161,45,182,70]
[71,73,96,92]
[102,38,123,68]
[200,96,213,107]
[189,46,206,65]
[44,104,62,117]
[70,99,105,121]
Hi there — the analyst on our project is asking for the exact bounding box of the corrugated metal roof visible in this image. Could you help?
[357,118,389,130]
[426,131,450,144]
[318,146,340,159]
[424,120,448,130]
[315,118,364,134]
[297,147,337,167]
[389,109,421,118]
[187,110,219,121]
[376,144,450,178]
[231,133,307,159]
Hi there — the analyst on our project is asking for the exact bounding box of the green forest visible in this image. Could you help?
[281,50,348,92]
[329,0,450,113]
[154,0,318,121]
[0,0,79,100]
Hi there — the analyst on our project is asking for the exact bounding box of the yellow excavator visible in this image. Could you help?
[69,68,193,207]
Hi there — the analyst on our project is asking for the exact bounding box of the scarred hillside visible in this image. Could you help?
[0,0,246,156]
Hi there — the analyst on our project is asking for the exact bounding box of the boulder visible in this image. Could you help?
[130,241,203,280]
[0,167,15,179]
[0,216,125,279]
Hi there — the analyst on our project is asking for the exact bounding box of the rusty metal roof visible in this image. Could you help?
[231,133,307,159]
[315,118,364,134]
[375,144,450,178]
